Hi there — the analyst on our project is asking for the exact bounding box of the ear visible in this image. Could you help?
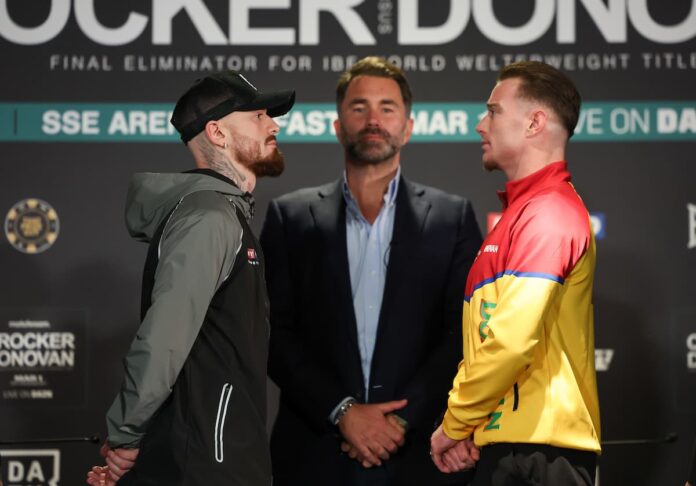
[204,120,226,148]
[333,118,342,142]
[526,109,547,137]
[402,116,414,144]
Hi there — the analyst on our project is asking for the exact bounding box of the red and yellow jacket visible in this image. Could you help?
[443,161,601,453]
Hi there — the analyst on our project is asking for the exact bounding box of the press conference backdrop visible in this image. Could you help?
[1,1,695,484]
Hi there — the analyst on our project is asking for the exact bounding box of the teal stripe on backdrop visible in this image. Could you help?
[0,102,694,142]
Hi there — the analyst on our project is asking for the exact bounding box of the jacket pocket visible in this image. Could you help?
[214,383,234,463]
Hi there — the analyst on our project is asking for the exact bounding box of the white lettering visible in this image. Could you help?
[657,108,678,133]
[3,0,696,46]
[688,204,696,249]
[230,0,294,45]
[628,0,696,43]
[609,108,649,135]
[300,0,374,45]
[26,460,46,481]
[152,0,226,45]
[687,333,696,350]
[108,111,129,135]
[107,111,174,135]
[8,461,24,481]
[268,54,312,72]
[473,0,555,45]
[595,348,614,371]
[412,109,467,136]
[398,0,470,44]
[82,110,99,135]
[688,333,696,369]
[42,111,62,135]
[9,320,51,329]
[448,110,468,135]
[680,109,696,133]
[285,111,308,135]
[0,350,75,367]
[428,111,449,135]
[576,108,604,135]
[305,111,328,136]
[0,0,70,45]
[658,108,696,134]
[557,0,626,43]
[0,332,74,350]
[74,0,147,45]
[40,110,101,136]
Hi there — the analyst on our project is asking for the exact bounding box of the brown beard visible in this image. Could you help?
[483,158,498,172]
[341,127,401,165]
[232,134,286,177]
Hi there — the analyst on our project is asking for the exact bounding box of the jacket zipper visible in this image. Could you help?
[214,383,233,463]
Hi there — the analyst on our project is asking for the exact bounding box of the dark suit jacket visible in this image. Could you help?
[260,176,482,486]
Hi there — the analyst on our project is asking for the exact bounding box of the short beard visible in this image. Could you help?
[342,127,401,165]
[483,158,498,172]
[233,134,286,177]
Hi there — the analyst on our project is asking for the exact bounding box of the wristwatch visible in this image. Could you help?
[333,398,357,426]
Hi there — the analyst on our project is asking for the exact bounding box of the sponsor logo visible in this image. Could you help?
[0,311,86,408]
[482,244,499,253]
[595,348,614,371]
[687,333,696,370]
[4,199,59,254]
[1,0,694,47]
[0,321,75,371]
[0,449,60,486]
[247,248,259,266]
[688,203,696,249]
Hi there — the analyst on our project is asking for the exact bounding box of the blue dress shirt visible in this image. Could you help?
[342,167,400,400]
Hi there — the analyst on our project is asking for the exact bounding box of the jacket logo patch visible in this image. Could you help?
[483,244,499,253]
[247,248,260,266]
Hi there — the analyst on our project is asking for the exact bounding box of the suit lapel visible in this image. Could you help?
[377,178,431,341]
[310,181,360,348]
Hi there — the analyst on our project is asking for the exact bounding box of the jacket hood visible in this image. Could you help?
[125,172,249,242]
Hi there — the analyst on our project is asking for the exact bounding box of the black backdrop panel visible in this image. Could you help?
[1,1,695,484]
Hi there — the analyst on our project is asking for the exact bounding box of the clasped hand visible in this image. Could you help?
[430,425,479,473]
[85,443,139,485]
[338,399,408,468]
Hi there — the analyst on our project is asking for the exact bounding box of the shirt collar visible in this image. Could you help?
[342,165,401,219]
[497,161,570,208]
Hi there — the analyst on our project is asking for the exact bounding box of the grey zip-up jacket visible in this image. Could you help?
[106,171,253,448]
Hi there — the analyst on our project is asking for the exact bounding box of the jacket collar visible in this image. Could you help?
[497,161,570,208]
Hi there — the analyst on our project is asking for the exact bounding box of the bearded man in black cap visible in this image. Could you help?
[86,72,295,486]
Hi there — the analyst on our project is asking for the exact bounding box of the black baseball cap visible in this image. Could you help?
[171,71,295,144]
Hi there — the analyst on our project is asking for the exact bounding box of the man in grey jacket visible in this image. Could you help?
[86,72,294,486]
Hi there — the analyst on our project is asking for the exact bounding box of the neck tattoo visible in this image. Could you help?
[208,156,247,189]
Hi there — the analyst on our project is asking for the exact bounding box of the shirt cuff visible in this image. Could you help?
[329,396,357,424]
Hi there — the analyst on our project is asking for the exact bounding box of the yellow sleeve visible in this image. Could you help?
[442,275,560,440]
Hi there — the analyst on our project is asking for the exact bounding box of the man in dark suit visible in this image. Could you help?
[261,56,482,486]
